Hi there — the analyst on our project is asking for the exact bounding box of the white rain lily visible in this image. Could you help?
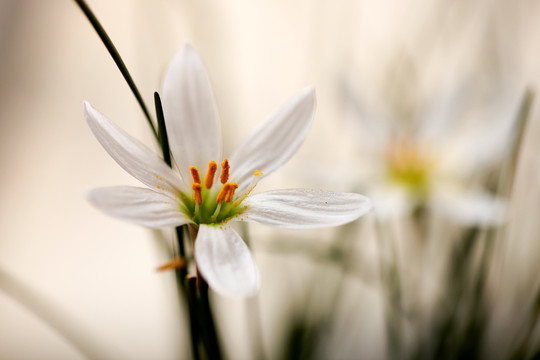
[85,44,372,297]
[344,81,517,225]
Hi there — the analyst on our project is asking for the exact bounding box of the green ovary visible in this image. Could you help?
[179,187,246,226]
[387,163,430,195]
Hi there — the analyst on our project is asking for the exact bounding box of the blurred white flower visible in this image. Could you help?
[85,44,372,297]
[345,82,516,225]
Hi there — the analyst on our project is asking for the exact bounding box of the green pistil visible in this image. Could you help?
[388,164,430,195]
[180,187,246,225]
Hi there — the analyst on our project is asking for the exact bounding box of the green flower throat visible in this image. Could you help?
[179,159,259,225]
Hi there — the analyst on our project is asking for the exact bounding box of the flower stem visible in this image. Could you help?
[186,276,202,360]
[197,280,223,360]
[374,218,404,360]
[183,226,223,360]
[73,0,159,141]
[156,90,201,358]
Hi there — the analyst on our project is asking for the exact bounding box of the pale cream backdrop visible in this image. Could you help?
[1,1,540,359]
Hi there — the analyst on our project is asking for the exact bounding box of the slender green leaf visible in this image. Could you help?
[74,0,159,141]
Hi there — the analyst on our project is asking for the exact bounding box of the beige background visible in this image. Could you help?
[1,1,540,359]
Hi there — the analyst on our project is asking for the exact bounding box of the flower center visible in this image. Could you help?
[386,141,432,195]
[180,158,261,225]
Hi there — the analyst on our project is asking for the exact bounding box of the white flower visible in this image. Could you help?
[345,82,516,225]
[85,44,372,297]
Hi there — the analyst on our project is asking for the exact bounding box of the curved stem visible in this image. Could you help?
[73,0,159,141]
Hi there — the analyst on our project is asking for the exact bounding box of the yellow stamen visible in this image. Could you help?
[192,183,202,205]
[225,183,238,202]
[216,183,231,203]
[156,257,186,271]
[234,170,263,205]
[190,166,201,184]
[220,159,230,184]
[205,161,217,189]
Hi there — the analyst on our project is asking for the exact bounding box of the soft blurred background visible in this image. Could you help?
[1,0,540,359]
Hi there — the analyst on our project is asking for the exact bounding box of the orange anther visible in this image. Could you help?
[192,183,202,205]
[216,183,231,203]
[205,161,217,189]
[156,257,186,271]
[190,166,201,184]
[225,183,238,202]
[220,159,230,184]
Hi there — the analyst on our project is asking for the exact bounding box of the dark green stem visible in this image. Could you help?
[73,0,159,141]
[175,227,187,280]
[75,3,223,358]
[198,281,223,360]
[154,92,171,167]
[186,277,202,360]
[154,92,187,278]
[375,218,404,360]
[154,94,198,357]
[497,89,534,197]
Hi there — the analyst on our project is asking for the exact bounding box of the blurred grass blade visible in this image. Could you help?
[74,0,159,141]
[0,266,127,359]
[498,89,534,197]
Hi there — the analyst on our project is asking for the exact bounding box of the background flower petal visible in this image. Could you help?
[84,102,188,197]
[432,189,507,226]
[229,87,316,194]
[88,186,191,228]
[162,44,222,183]
[195,225,259,298]
[241,189,372,229]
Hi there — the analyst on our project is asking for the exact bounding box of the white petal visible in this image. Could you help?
[195,225,259,298]
[241,189,372,229]
[162,44,221,184]
[88,186,191,228]
[416,81,472,143]
[437,90,520,177]
[229,87,316,194]
[368,185,415,219]
[84,102,188,197]
[433,189,507,226]
[341,80,393,152]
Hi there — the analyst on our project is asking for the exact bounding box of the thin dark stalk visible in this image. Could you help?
[493,89,535,288]
[154,92,171,167]
[154,91,187,276]
[185,228,222,360]
[493,89,535,200]
[75,3,223,358]
[154,92,187,278]
[281,224,357,360]
[175,226,187,279]
[156,92,220,359]
[414,227,480,360]
[198,281,223,360]
[186,276,202,360]
[375,218,404,360]
[507,279,540,359]
[154,94,198,356]
[73,0,159,141]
